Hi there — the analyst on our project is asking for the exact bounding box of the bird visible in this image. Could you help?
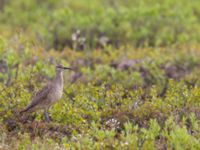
[20,64,73,122]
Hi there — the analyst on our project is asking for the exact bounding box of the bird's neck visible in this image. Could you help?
[55,71,63,87]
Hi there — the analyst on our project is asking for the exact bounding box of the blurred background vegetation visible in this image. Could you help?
[1,0,200,149]
[0,0,200,49]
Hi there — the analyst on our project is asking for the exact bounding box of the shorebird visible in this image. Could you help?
[20,64,73,122]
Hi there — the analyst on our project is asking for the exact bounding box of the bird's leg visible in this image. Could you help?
[44,108,51,122]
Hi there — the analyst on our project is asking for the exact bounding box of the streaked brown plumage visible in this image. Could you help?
[20,64,72,122]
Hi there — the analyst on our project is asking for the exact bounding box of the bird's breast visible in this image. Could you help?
[48,84,63,103]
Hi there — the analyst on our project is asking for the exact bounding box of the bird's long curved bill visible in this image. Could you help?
[56,65,74,70]
[62,67,73,70]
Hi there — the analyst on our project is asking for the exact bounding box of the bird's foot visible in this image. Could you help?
[44,111,51,122]
[45,117,51,122]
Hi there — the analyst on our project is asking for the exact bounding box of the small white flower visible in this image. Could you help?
[105,118,120,129]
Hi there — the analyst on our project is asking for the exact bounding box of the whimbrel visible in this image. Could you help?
[20,64,73,122]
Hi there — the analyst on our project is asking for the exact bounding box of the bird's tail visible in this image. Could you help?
[19,108,28,114]
[20,105,32,114]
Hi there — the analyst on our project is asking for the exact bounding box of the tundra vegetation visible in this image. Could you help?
[0,0,200,149]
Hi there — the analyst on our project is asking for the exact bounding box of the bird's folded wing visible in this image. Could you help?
[23,84,52,111]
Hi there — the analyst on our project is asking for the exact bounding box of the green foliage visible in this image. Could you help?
[0,0,200,49]
[163,117,200,149]
[1,2,200,147]
[0,37,200,149]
